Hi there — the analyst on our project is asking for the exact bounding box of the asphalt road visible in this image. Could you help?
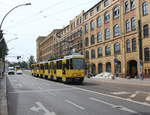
[7,72,150,115]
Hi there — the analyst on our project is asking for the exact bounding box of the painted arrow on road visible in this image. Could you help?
[30,102,56,115]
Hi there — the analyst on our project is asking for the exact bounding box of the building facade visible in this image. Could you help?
[36,0,150,78]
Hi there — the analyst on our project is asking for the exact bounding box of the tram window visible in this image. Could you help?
[66,60,69,69]
[70,59,73,69]
[72,58,84,69]
[45,63,48,69]
[57,61,62,69]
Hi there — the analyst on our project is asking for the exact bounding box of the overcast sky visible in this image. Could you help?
[0,0,100,62]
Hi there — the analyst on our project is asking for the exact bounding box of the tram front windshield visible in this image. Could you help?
[71,58,84,69]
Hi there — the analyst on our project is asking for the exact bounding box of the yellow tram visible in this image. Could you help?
[31,53,85,84]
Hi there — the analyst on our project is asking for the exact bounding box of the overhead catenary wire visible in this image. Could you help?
[4,0,69,30]
[4,0,96,30]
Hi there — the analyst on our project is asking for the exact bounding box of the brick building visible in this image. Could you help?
[36,0,150,78]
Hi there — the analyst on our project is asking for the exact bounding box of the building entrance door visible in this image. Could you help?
[127,60,137,78]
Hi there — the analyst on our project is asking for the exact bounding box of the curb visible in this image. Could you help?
[0,74,8,115]
[91,78,150,87]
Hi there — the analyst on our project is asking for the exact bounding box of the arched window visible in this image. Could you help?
[113,6,120,18]
[105,45,111,56]
[115,61,121,73]
[144,48,150,61]
[130,0,135,10]
[85,37,89,47]
[91,49,96,59]
[85,51,89,59]
[97,32,102,42]
[131,17,136,31]
[105,28,110,40]
[114,43,120,54]
[143,24,149,38]
[98,63,103,73]
[90,35,95,45]
[97,16,102,27]
[143,2,148,16]
[126,19,130,32]
[106,62,111,72]
[104,12,110,23]
[113,24,120,36]
[126,39,131,52]
[97,47,103,57]
[132,38,136,52]
[85,24,88,33]
[125,1,129,13]
[90,20,95,30]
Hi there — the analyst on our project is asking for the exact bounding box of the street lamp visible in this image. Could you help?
[0,3,31,77]
[0,3,31,42]
[6,37,18,43]
[0,3,31,30]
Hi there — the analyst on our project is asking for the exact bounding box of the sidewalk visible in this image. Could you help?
[91,77,150,87]
[0,74,8,115]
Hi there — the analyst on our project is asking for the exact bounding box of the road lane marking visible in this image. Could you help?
[145,93,150,102]
[47,92,56,96]
[30,102,56,115]
[69,86,150,107]
[8,88,74,94]
[65,99,85,110]
[111,92,131,95]
[89,97,138,114]
[130,93,137,98]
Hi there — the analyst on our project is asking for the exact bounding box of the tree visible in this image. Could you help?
[28,55,36,69]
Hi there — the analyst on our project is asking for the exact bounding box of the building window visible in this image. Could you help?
[130,0,135,10]
[126,39,131,52]
[114,43,121,54]
[143,2,148,16]
[85,51,89,59]
[84,13,88,20]
[91,35,95,45]
[144,48,150,61]
[131,17,136,31]
[125,1,130,13]
[105,28,110,40]
[143,24,149,38]
[104,0,109,7]
[105,45,111,56]
[91,49,96,59]
[98,47,103,57]
[115,61,121,73]
[85,37,89,47]
[97,32,102,42]
[132,38,136,52]
[90,20,95,30]
[98,63,103,73]
[106,62,111,72]
[126,19,130,32]
[113,24,120,36]
[90,10,94,16]
[85,24,89,33]
[97,16,102,27]
[97,5,100,11]
[113,6,120,18]
[104,12,110,23]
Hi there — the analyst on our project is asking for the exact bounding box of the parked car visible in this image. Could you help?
[16,69,23,74]
[8,67,15,75]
